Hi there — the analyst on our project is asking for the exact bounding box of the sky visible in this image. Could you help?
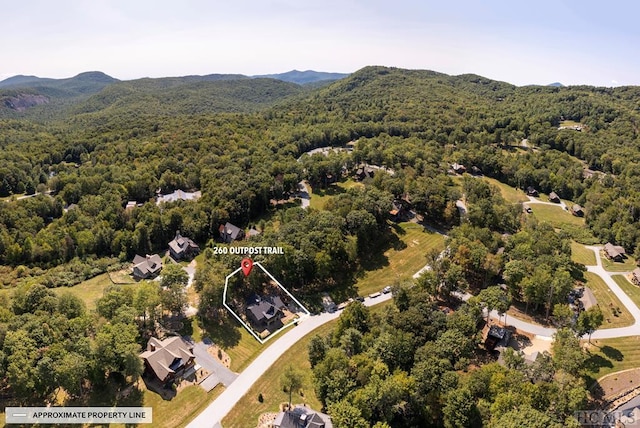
[3,0,639,86]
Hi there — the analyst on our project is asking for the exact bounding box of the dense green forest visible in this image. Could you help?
[1,66,640,421]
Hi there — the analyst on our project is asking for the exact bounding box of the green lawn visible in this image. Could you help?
[482,177,528,204]
[584,272,634,328]
[584,336,640,381]
[50,272,116,310]
[356,222,445,296]
[222,301,392,428]
[613,275,640,310]
[601,252,638,272]
[309,179,363,210]
[571,241,597,266]
[530,203,585,228]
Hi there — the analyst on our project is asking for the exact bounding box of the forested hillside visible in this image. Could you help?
[1,66,640,421]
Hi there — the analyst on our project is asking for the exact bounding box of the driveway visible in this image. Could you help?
[297,181,310,209]
[191,341,238,388]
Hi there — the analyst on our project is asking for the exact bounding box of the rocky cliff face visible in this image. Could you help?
[2,94,49,111]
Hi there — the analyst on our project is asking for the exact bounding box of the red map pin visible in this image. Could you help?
[241,258,253,276]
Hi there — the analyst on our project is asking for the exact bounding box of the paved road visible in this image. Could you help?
[187,243,640,427]
[186,294,392,428]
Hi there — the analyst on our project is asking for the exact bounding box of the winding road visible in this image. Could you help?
[187,206,640,427]
[187,294,392,428]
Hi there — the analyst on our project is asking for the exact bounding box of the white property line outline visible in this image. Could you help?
[222,261,311,344]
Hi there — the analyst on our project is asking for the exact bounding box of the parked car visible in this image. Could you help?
[382,286,392,294]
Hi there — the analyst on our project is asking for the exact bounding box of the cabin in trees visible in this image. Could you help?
[140,336,195,385]
[273,407,333,428]
[354,165,375,181]
[548,192,560,203]
[219,222,245,243]
[389,199,411,222]
[526,186,539,197]
[246,295,286,329]
[471,165,483,176]
[156,189,201,205]
[450,163,467,174]
[168,231,199,260]
[571,204,584,217]
[132,254,163,279]
[604,242,626,262]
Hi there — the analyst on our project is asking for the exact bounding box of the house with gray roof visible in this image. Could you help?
[168,231,199,260]
[156,189,201,205]
[246,295,286,328]
[132,254,163,279]
[140,336,195,384]
[273,407,333,428]
[219,222,244,243]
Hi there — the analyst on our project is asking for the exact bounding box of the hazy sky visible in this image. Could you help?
[3,0,639,86]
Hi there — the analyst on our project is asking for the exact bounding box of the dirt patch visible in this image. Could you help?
[598,368,640,402]
[207,344,232,368]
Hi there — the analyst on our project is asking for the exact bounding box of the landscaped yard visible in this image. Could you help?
[601,253,638,272]
[584,272,634,329]
[356,222,445,297]
[571,241,597,266]
[613,275,640,309]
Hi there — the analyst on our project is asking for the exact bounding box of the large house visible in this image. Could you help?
[168,231,199,260]
[273,407,333,428]
[548,192,560,203]
[156,189,201,205]
[140,336,195,384]
[132,254,163,279]
[246,295,286,328]
[219,222,244,243]
[604,242,626,262]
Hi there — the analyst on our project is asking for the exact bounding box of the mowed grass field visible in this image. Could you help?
[530,203,585,228]
[613,274,640,309]
[51,272,115,310]
[482,177,529,203]
[584,336,640,380]
[584,272,634,328]
[222,301,392,428]
[309,179,364,210]
[571,241,597,266]
[356,222,445,296]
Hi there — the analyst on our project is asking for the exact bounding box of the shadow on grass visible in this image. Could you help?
[584,353,613,374]
[200,315,242,349]
[601,345,624,361]
[311,183,346,197]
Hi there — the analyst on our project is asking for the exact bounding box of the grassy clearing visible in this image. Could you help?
[613,275,640,310]
[584,336,640,381]
[601,253,638,272]
[143,384,223,428]
[571,241,597,266]
[356,222,445,296]
[584,272,634,328]
[483,177,528,203]
[50,272,115,310]
[530,203,585,228]
[222,301,392,428]
[309,179,363,210]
